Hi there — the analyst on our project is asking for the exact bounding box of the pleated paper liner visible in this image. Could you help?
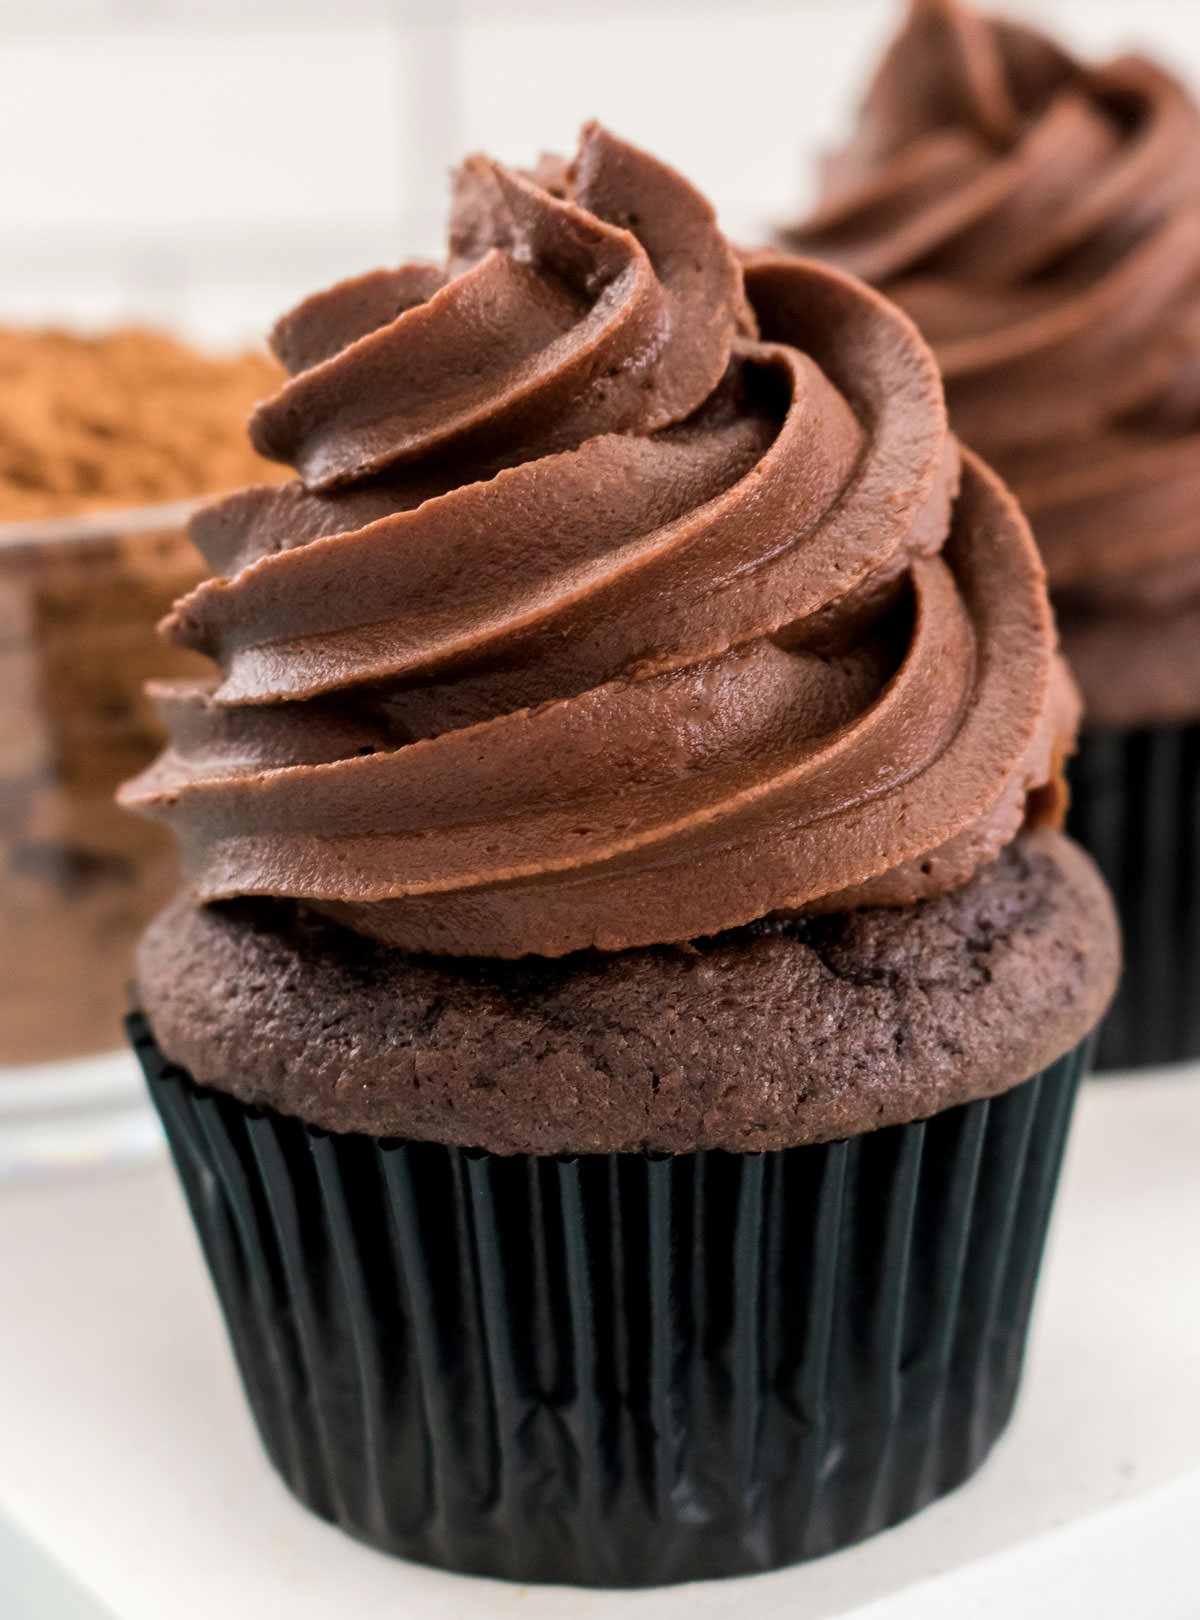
[1068,722,1200,1070]
[130,1013,1089,1588]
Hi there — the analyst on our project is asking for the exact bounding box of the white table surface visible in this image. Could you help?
[1,1066,1199,1620]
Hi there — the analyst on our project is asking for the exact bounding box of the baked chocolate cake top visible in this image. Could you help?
[122,124,1076,958]
[784,0,1200,726]
[135,829,1117,1153]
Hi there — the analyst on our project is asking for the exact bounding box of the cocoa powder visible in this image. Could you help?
[0,326,286,522]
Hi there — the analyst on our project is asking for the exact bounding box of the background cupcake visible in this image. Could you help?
[123,125,1117,1585]
[783,0,1200,1069]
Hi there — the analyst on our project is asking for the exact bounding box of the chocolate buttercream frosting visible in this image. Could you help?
[784,0,1200,726]
[122,123,1075,959]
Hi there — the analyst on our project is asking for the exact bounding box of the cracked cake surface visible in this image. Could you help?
[136,828,1117,1154]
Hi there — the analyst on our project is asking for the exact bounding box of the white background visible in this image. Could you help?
[4,0,1200,348]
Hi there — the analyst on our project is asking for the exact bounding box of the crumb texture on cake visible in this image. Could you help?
[136,829,1118,1155]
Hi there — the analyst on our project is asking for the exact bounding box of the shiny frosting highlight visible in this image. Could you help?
[784,0,1200,723]
[122,124,1073,958]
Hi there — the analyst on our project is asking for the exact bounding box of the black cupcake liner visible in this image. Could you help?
[1068,722,1200,1070]
[130,1013,1089,1588]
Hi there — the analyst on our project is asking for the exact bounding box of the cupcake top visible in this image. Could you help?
[122,124,1075,960]
[784,0,1200,726]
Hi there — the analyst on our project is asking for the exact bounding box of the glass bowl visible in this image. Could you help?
[0,500,206,1175]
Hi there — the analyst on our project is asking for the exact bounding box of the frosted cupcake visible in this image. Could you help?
[123,126,1117,1584]
[784,0,1200,1067]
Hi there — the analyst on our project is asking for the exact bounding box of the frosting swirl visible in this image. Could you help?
[122,124,1073,958]
[783,0,1200,724]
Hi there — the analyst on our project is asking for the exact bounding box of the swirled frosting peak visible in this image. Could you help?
[784,0,1200,725]
[122,123,1075,958]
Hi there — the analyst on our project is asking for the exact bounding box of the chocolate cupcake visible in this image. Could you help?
[122,125,1117,1585]
[783,0,1200,1068]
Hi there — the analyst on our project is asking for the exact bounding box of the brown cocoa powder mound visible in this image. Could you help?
[0,327,288,523]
